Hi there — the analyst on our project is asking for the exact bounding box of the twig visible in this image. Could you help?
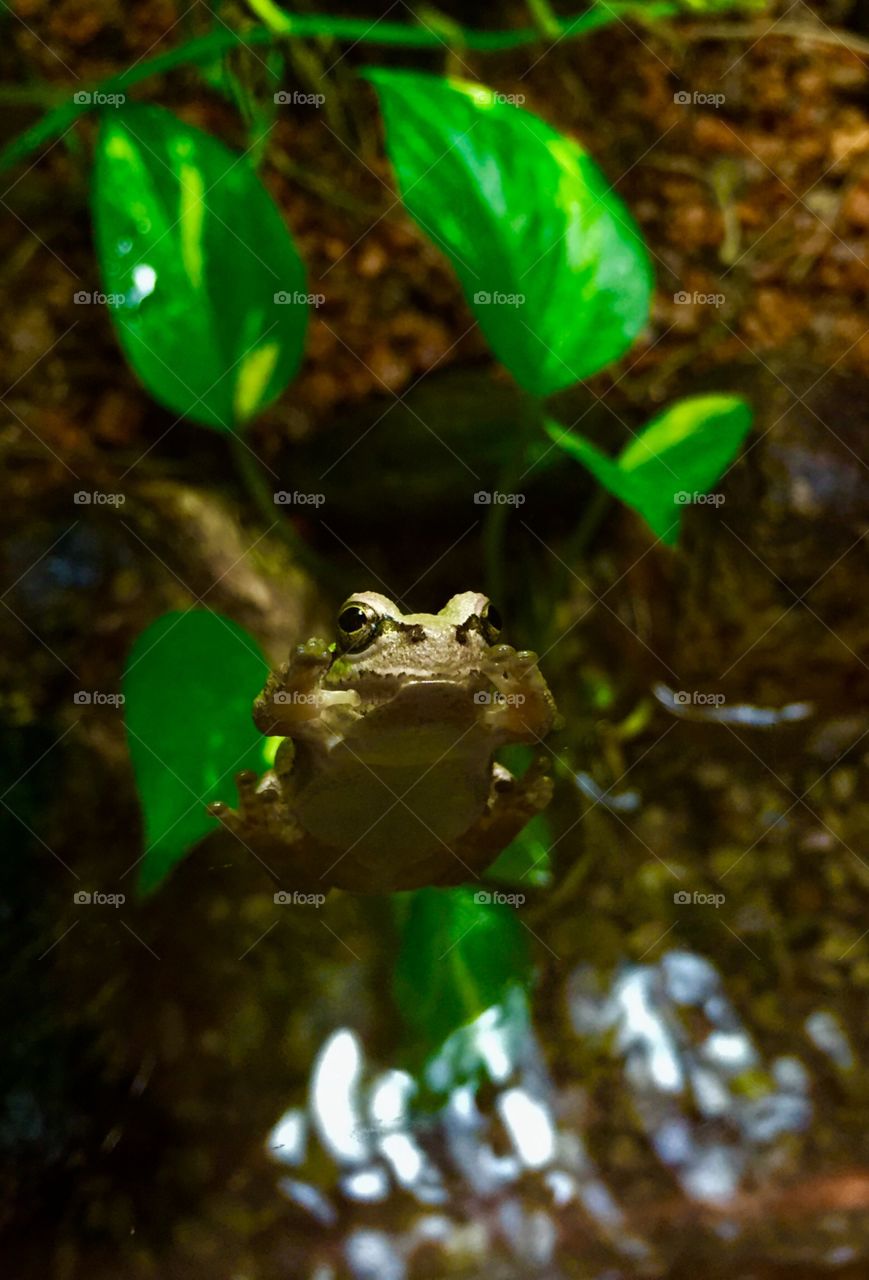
[684,20,869,58]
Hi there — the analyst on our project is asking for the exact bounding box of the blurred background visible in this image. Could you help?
[2,0,869,1276]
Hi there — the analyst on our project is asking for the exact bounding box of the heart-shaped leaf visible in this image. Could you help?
[546,394,753,543]
[93,103,308,431]
[365,70,653,395]
[123,610,269,894]
[393,886,531,1078]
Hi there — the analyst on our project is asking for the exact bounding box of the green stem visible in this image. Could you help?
[565,484,612,561]
[484,397,540,605]
[229,433,344,591]
[526,0,564,39]
[0,4,681,173]
[0,85,70,105]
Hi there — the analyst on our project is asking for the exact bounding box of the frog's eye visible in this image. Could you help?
[481,603,502,644]
[336,601,379,652]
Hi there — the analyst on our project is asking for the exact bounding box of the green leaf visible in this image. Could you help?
[92,103,308,431]
[487,813,552,886]
[123,610,270,894]
[364,69,652,395]
[546,393,753,543]
[488,745,552,885]
[423,983,532,1098]
[393,886,532,1076]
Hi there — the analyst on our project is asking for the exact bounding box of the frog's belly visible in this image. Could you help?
[294,729,491,866]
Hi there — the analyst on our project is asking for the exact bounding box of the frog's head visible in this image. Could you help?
[326,591,503,683]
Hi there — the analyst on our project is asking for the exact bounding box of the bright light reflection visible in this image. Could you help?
[369,1069,414,1132]
[127,262,157,306]
[497,1088,556,1169]
[266,1107,306,1166]
[703,1030,756,1071]
[476,1004,513,1082]
[342,1167,390,1202]
[311,1028,368,1163]
[617,970,683,1093]
[380,1133,424,1185]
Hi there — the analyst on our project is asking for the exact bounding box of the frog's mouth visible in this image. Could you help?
[380,676,496,717]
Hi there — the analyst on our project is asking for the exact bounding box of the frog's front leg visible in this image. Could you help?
[483,645,558,744]
[252,638,333,735]
[426,756,554,886]
[253,637,361,741]
[207,754,330,885]
[208,767,294,843]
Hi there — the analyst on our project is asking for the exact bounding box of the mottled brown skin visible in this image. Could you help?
[209,592,557,892]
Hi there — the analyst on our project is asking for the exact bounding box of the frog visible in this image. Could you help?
[208,591,558,893]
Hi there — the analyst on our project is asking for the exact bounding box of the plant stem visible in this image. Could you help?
[0,4,681,173]
[683,20,869,57]
[229,433,345,591]
[566,484,612,561]
[527,0,563,39]
[484,397,540,606]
